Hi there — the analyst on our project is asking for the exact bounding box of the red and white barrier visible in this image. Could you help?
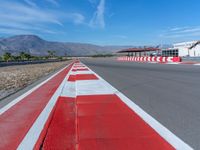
[117,56,181,63]
[0,60,192,150]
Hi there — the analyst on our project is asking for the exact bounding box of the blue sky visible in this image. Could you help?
[0,0,200,45]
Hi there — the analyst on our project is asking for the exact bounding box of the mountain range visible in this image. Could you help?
[0,35,133,56]
[0,35,172,56]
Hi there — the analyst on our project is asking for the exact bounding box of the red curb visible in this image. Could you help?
[68,74,98,82]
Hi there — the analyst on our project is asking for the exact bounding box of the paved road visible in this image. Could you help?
[82,57,200,149]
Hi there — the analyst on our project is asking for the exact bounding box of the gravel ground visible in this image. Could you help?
[0,61,71,99]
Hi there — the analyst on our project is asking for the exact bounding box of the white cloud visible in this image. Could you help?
[169,27,188,31]
[89,0,105,28]
[0,0,111,37]
[161,26,200,38]
[64,13,85,24]
[176,27,200,34]
[0,1,87,36]
[0,2,62,25]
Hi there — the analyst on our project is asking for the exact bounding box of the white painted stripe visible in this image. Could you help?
[61,81,76,98]
[152,57,155,62]
[75,70,93,74]
[74,66,117,96]
[166,62,180,65]
[167,57,174,62]
[60,65,77,98]
[17,65,71,150]
[0,63,72,115]
[161,57,165,62]
[148,62,157,64]
[156,57,161,62]
[193,63,200,66]
[83,63,193,150]
[76,80,116,96]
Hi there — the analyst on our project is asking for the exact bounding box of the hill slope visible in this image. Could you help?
[0,35,130,56]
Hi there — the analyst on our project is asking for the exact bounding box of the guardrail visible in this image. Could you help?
[117,56,181,63]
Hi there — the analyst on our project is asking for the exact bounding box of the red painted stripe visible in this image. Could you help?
[0,65,72,149]
[72,68,89,72]
[42,97,76,150]
[172,57,181,62]
[68,74,98,81]
[68,75,76,81]
[164,57,168,62]
[74,60,80,63]
[74,63,80,65]
[76,94,174,150]
[159,57,163,62]
[73,66,86,68]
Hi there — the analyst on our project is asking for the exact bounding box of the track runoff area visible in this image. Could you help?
[0,60,193,150]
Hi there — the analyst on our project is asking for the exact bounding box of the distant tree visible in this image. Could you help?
[19,52,32,60]
[11,55,20,61]
[44,56,49,60]
[32,56,40,60]
[58,56,63,60]
[24,53,31,60]
[3,52,12,62]
[19,52,26,60]
[47,50,56,58]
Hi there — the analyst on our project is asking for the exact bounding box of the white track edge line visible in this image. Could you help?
[83,63,193,150]
[60,64,77,98]
[17,63,72,149]
[193,63,200,66]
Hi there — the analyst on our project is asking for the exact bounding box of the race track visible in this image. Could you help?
[82,57,200,149]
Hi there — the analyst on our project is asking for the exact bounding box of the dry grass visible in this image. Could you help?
[0,61,71,99]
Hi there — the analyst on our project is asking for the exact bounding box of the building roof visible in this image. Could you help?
[173,41,198,48]
[118,47,160,53]
[189,40,200,49]
[162,48,178,51]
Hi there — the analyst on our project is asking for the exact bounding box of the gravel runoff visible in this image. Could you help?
[0,61,71,100]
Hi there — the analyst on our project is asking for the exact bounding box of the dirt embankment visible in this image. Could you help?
[0,61,71,99]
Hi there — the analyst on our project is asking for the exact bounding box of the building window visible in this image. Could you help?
[162,49,178,57]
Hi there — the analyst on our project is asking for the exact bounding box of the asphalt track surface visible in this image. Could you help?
[81,57,200,149]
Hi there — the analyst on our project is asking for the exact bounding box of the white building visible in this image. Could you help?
[162,41,200,57]
[174,41,200,57]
